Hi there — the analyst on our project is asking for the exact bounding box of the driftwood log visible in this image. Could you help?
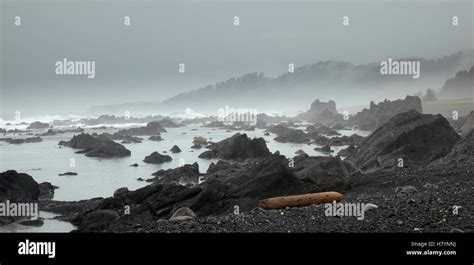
[260,191,343,209]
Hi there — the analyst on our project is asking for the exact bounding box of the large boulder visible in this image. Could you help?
[143,152,172,164]
[115,121,166,136]
[296,99,341,123]
[148,162,202,184]
[273,128,310,143]
[0,170,40,202]
[26,121,50,130]
[347,110,460,171]
[292,155,352,192]
[59,133,131,157]
[349,95,422,130]
[460,111,474,138]
[430,131,474,166]
[198,133,271,160]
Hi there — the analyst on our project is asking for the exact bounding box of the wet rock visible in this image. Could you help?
[198,133,271,160]
[170,145,182,153]
[59,133,131,157]
[26,121,51,130]
[38,182,58,200]
[349,95,422,130]
[58,172,78,176]
[347,110,460,171]
[148,163,202,184]
[143,152,172,164]
[148,135,162,141]
[115,121,166,136]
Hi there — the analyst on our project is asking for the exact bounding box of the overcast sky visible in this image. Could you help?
[1,0,472,115]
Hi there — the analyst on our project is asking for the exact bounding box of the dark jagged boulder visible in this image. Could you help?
[26,121,50,130]
[430,131,474,166]
[349,95,422,130]
[273,128,309,143]
[292,154,353,192]
[460,111,474,138]
[198,133,271,160]
[59,133,131,157]
[38,129,56,136]
[148,135,162,141]
[347,110,460,171]
[338,144,356,157]
[5,137,42,144]
[296,99,341,123]
[170,145,182,153]
[143,152,172,164]
[307,124,340,136]
[0,170,40,202]
[148,162,202,184]
[158,119,179,128]
[38,182,58,200]
[115,121,166,136]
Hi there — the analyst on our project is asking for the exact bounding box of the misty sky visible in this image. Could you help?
[1,0,473,115]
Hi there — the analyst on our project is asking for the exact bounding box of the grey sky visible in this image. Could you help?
[1,0,472,115]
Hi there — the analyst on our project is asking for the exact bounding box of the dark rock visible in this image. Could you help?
[349,96,422,130]
[37,129,56,136]
[148,163,202,184]
[338,145,356,157]
[130,163,138,167]
[6,137,42,144]
[58,172,78,176]
[38,182,58,200]
[59,133,131,157]
[296,99,340,123]
[460,111,474,137]
[347,110,460,171]
[430,131,474,166]
[0,170,39,202]
[198,133,271,160]
[143,152,172,164]
[115,121,166,136]
[292,155,352,192]
[273,128,310,143]
[18,219,44,227]
[26,121,50,130]
[148,135,162,141]
[158,119,179,128]
[170,145,182,153]
[307,124,340,136]
[80,210,119,231]
[314,145,333,153]
[113,187,129,198]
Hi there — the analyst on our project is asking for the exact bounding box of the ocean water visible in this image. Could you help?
[0,125,371,201]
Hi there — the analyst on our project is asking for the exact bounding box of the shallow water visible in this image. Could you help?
[0,211,76,233]
[0,125,371,201]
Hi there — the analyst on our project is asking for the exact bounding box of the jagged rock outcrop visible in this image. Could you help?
[347,110,460,171]
[26,121,50,130]
[148,163,202,184]
[58,133,131,157]
[143,152,172,164]
[115,121,166,136]
[349,96,422,130]
[198,133,271,159]
[430,131,474,166]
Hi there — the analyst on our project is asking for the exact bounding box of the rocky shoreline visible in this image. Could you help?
[1,96,473,233]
